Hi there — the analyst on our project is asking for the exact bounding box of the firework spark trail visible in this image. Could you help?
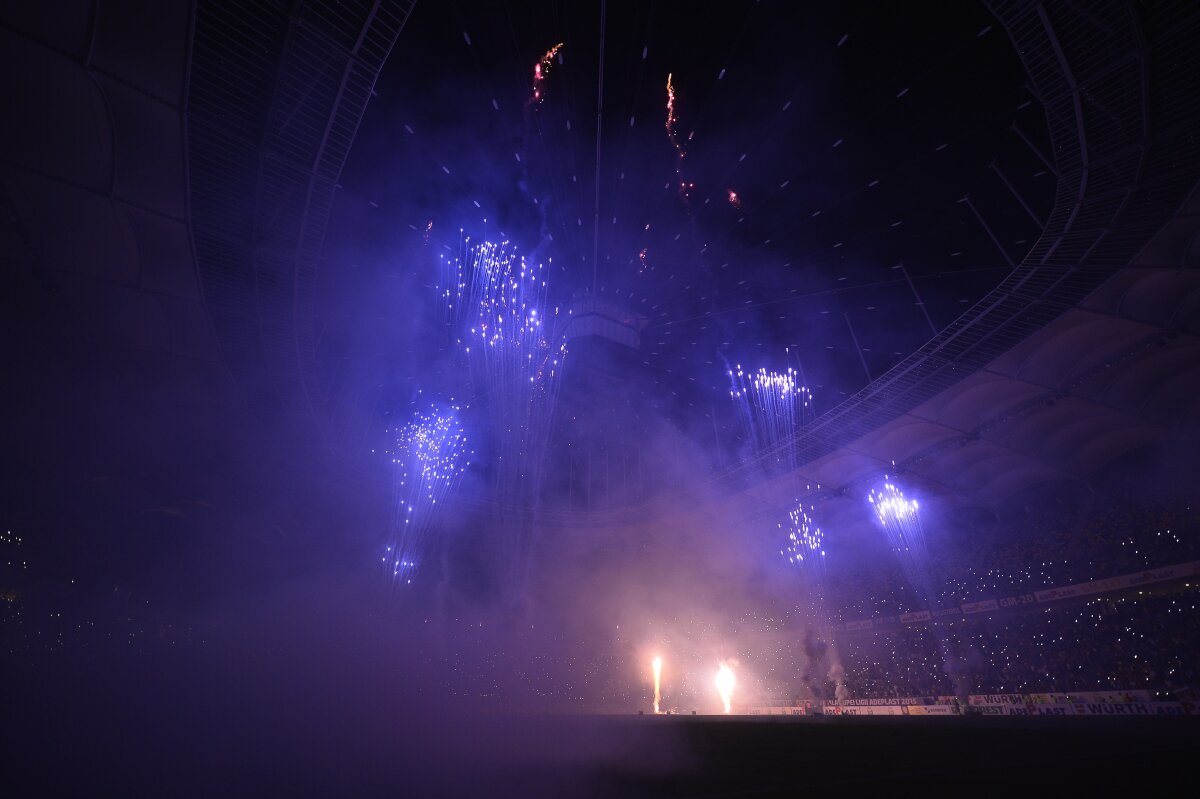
[715,662,736,714]
[438,239,511,332]
[520,45,564,257]
[779,500,846,700]
[868,479,935,606]
[728,365,813,474]
[665,73,678,143]
[381,407,471,585]
[869,478,958,694]
[527,42,563,108]
[652,656,663,714]
[458,241,568,587]
[664,73,694,201]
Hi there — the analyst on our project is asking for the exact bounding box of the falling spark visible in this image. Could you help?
[868,478,934,605]
[665,73,691,201]
[665,73,678,142]
[727,189,742,210]
[529,43,564,107]
[638,247,649,273]
[652,656,663,714]
[728,364,814,473]
[423,219,433,246]
[440,240,568,584]
[715,662,736,714]
[381,408,471,585]
[782,503,825,576]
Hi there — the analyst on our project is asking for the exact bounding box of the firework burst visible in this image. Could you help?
[457,241,568,586]
[868,478,934,605]
[728,364,813,473]
[381,407,471,585]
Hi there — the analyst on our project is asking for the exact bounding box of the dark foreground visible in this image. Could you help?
[7,705,1198,796]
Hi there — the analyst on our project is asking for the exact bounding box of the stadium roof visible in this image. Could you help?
[736,0,1200,507]
[2,0,1198,511]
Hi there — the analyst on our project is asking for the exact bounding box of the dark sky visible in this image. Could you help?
[328,0,1051,430]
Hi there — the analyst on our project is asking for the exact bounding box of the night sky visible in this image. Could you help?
[327,0,1048,426]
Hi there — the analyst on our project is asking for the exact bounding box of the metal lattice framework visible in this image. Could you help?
[186,0,412,416]
[733,0,1200,481]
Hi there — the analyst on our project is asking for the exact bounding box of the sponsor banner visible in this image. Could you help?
[1027,693,1072,705]
[1072,702,1175,716]
[746,706,807,716]
[998,593,1036,608]
[973,703,1034,716]
[931,607,961,619]
[900,611,931,624]
[1069,690,1151,704]
[828,697,924,707]
[846,620,873,631]
[962,599,999,614]
[970,694,1025,706]
[1034,585,1080,602]
[839,705,905,716]
[1123,562,1200,587]
[812,697,1194,717]
[1035,560,1200,603]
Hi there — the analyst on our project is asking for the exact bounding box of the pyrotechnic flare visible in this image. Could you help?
[528,42,563,107]
[715,662,736,714]
[381,407,471,584]
[652,656,663,714]
[728,364,813,473]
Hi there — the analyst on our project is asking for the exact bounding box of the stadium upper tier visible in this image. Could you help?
[735,0,1200,505]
